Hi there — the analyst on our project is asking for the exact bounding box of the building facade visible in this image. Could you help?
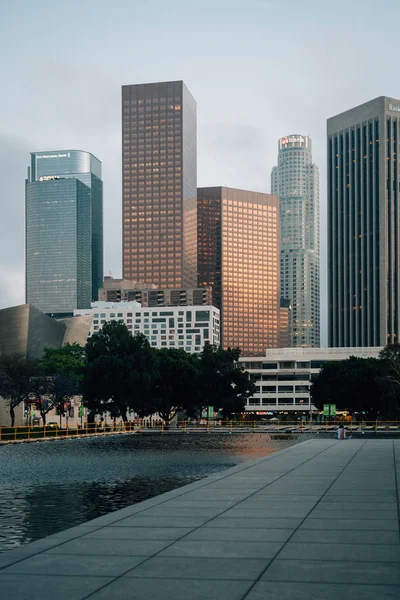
[122,80,197,288]
[328,96,400,347]
[271,135,320,347]
[74,303,220,352]
[197,187,281,355]
[0,304,93,426]
[99,276,212,307]
[240,346,382,413]
[26,150,103,316]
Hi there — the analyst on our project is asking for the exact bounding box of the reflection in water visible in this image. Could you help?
[0,433,298,553]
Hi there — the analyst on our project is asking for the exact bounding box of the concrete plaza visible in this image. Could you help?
[0,439,399,599]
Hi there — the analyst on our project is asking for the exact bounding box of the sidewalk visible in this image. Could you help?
[0,439,399,599]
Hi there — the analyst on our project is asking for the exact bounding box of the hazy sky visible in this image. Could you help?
[1,0,399,346]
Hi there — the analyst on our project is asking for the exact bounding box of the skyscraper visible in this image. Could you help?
[271,135,320,348]
[328,96,400,347]
[26,150,103,317]
[122,80,197,288]
[198,187,281,356]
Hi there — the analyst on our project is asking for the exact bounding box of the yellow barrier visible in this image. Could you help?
[1,420,400,443]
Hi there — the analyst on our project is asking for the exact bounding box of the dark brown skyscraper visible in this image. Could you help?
[122,81,197,288]
[198,187,281,356]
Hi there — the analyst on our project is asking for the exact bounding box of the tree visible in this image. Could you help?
[41,343,86,384]
[377,344,400,419]
[0,354,37,426]
[82,322,157,422]
[146,348,199,424]
[28,374,78,426]
[195,343,256,419]
[311,356,385,418]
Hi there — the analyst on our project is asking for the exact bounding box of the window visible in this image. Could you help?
[195,310,210,321]
[279,361,295,369]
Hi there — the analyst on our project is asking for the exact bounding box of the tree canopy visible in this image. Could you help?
[311,355,391,418]
[0,354,38,426]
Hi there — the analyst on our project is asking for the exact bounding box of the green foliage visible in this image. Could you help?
[377,344,400,419]
[41,343,86,384]
[82,322,157,421]
[80,329,255,423]
[148,348,199,422]
[311,356,386,418]
[0,354,38,426]
[194,343,256,418]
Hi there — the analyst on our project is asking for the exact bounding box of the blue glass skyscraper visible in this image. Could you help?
[25,150,103,317]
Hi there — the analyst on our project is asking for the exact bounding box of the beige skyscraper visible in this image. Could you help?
[271,135,320,348]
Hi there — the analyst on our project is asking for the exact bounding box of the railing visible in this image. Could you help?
[1,420,400,442]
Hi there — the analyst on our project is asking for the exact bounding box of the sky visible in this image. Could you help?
[0,0,399,346]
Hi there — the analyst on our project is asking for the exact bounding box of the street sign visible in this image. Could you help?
[207,406,214,419]
[323,404,336,417]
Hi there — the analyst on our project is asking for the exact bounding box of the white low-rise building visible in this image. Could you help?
[74,302,220,352]
[239,347,383,414]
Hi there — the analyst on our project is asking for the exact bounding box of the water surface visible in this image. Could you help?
[0,433,298,553]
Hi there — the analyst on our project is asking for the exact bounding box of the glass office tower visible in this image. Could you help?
[26,150,103,316]
[198,187,281,356]
[328,96,400,347]
[271,135,320,348]
[122,81,197,288]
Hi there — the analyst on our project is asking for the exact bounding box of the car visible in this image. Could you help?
[46,422,59,429]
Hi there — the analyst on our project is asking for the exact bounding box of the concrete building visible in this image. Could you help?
[0,304,93,426]
[74,302,220,352]
[197,186,281,356]
[271,135,320,348]
[328,96,400,347]
[122,80,197,288]
[26,150,103,317]
[99,276,212,307]
[239,346,382,414]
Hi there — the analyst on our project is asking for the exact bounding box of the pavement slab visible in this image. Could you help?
[1,439,399,599]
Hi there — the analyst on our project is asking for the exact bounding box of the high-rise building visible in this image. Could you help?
[122,80,197,288]
[99,276,212,307]
[26,150,103,317]
[271,135,320,348]
[327,96,400,347]
[197,187,281,356]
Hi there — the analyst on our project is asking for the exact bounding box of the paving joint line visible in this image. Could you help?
[241,440,367,600]
[0,440,311,572]
[79,441,342,600]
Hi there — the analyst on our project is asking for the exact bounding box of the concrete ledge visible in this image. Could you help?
[1,439,399,599]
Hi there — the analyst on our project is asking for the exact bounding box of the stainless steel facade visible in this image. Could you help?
[26,150,103,315]
[327,96,400,347]
[122,81,197,288]
[271,135,320,348]
[0,304,92,360]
